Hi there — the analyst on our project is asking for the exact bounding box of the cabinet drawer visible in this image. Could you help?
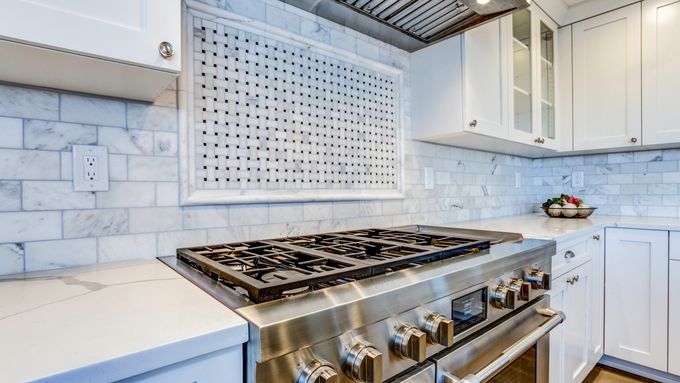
[671,231,680,260]
[553,238,589,278]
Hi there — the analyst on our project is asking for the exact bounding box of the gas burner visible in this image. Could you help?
[177,227,492,303]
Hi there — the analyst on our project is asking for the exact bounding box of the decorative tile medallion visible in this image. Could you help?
[180,8,404,204]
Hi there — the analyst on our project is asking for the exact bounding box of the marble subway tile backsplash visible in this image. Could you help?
[0,0,538,275]
[533,150,680,217]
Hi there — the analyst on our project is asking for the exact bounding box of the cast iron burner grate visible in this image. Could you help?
[177,227,491,303]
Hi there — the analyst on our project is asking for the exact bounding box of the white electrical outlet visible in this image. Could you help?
[572,171,585,188]
[424,167,434,190]
[73,145,109,191]
[515,172,521,188]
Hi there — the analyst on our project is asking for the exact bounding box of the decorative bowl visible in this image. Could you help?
[542,206,597,219]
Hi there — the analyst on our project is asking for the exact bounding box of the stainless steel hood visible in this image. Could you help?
[281,0,530,52]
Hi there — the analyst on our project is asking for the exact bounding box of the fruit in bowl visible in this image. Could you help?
[541,194,596,218]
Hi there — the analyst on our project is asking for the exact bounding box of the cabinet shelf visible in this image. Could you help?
[541,56,554,67]
[514,85,531,97]
[513,37,530,52]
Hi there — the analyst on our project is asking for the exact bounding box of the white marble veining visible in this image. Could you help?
[98,126,154,155]
[153,131,178,156]
[96,181,155,208]
[126,103,177,131]
[98,234,156,263]
[0,148,60,180]
[0,85,59,120]
[60,93,126,128]
[0,243,23,275]
[0,211,62,243]
[0,260,248,383]
[62,209,128,238]
[24,120,97,151]
[129,207,183,233]
[0,181,20,211]
[22,180,95,210]
[24,238,97,271]
[183,206,230,229]
[128,156,178,181]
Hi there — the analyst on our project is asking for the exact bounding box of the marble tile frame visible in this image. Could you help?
[178,3,406,205]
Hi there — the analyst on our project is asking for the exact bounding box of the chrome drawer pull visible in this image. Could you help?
[440,309,565,383]
[593,234,601,240]
[564,250,576,259]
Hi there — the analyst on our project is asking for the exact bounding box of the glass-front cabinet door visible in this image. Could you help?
[505,5,559,150]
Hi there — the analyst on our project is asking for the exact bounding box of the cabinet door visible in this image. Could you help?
[550,262,592,383]
[604,228,668,371]
[463,19,506,138]
[548,273,566,383]
[572,4,641,150]
[669,261,680,376]
[534,7,559,151]
[642,0,680,145]
[588,230,605,365]
[0,0,180,72]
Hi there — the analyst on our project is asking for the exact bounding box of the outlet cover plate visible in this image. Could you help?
[424,167,434,190]
[73,145,109,191]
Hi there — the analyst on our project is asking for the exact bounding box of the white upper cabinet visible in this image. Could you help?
[642,0,680,145]
[605,228,668,371]
[0,0,180,101]
[412,12,561,157]
[506,6,560,150]
[463,20,506,138]
[572,3,642,151]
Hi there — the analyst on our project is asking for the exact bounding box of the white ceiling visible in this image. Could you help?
[562,0,592,7]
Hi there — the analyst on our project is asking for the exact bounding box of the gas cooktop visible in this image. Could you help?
[174,226,508,303]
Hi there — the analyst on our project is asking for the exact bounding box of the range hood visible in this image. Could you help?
[282,0,530,52]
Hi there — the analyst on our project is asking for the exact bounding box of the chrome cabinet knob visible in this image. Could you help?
[631,137,638,143]
[158,41,175,58]
[567,274,580,285]
[507,278,531,301]
[534,137,546,144]
[345,342,382,383]
[469,120,478,128]
[393,325,427,362]
[564,250,576,259]
[593,234,601,240]
[424,313,454,347]
[526,269,551,290]
[298,360,338,383]
[490,285,516,309]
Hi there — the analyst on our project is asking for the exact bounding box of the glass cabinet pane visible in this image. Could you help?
[540,21,555,140]
[512,9,532,133]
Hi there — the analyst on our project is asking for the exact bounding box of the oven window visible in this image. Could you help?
[489,345,537,382]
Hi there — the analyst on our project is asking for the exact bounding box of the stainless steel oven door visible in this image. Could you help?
[433,295,564,383]
[388,362,436,383]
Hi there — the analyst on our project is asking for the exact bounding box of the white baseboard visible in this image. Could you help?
[599,355,680,383]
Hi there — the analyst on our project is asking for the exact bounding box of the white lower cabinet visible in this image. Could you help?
[604,228,668,371]
[587,230,605,366]
[669,260,680,376]
[120,346,242,383]
[549,230,604,383]
[550,261,593,383]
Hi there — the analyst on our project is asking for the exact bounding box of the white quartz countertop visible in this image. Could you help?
[0,259,248,383]
[449,213,680,240]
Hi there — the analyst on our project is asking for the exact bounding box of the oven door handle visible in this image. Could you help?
[440,308,565,383]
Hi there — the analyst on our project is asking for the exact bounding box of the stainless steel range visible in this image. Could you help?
[160,225,562,383]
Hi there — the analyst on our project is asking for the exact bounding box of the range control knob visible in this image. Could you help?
[297,360,338,383]
[526,269,551,290]
[424,313,454,347]
[393,325,427,362]
[491,285,516,309]
[344,342,382,383]
[508,278,531,301]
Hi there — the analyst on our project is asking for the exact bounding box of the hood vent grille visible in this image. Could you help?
[282,0,530,52]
